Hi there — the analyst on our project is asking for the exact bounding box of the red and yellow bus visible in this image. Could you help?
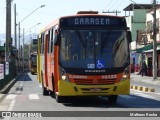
[37,11,131,104]
[30,52,37,74]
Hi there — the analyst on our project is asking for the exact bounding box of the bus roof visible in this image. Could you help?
[41,11,125,33]
[45,19,59,31]
[38,27,45,34]
[60,11,124,20]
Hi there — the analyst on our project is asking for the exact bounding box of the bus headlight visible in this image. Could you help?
[122,74,127,79]
[59,67,70,82]
[62,75,67,80]
[121,66,130,81]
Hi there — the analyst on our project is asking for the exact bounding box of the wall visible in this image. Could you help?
[125,9,146,43]
[146,8,160,42]
[0,60,16,91]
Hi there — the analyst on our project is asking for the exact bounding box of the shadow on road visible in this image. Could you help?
[117,95,160,108]
[17,72,33,81]
[62,96,109,108]
[61,94,160,108]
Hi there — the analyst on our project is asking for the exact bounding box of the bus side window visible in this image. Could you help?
[51,27,55,53]
[40,36,42,54]
[40,34,43,54]
[48,30,51,54]
[54,29,60,45]
[41,34,44,54]
[42,34,45,54]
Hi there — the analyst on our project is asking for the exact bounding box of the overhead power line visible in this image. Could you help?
[112,0,125,10]
[129,0,148,9]
[102,0,117,12]
[102,10,121,16]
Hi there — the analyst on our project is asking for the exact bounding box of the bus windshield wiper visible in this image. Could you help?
[102,30,112,48]
[76,30,86,48]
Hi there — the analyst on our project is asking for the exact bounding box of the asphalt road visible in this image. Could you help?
[0,72,160,119]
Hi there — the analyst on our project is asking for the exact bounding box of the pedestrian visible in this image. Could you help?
[141,61,147,77]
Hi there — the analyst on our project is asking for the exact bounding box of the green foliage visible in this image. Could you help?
[23,43,37,59]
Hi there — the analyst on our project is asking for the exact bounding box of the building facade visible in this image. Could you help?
[123,4,153,74]
[145,6,160,76]
[124,3,160,76]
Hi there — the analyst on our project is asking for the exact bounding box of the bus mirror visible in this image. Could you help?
[127,31,132,43]
[54,30,59,45]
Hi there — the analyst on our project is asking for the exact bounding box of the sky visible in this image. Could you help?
[0,0,159,45]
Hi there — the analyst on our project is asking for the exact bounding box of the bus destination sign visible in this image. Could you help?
[60,16,126,27]
[74,18,110,25]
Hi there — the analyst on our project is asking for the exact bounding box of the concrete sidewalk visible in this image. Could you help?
[130,73,160,92]
[131,73,160,85]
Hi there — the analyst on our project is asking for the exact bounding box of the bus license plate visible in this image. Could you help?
[90,88,101,92]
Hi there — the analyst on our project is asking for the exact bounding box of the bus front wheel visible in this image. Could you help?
[55,94,63,103]
[50,75,55,96]
[108,95,118,104]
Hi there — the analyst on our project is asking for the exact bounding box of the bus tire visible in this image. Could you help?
[50,75,55,96]
[108,95,118,104]
[41,72,49,96]
[31,72,34,75]
[55,94,63,103]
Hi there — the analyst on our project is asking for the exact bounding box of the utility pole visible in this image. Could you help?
[5,0,11,62]
[23,28,24,71]
[14,4,17,48]
[17,5,45,72]
[153,0,157,80]
[102,10,121,16]
[18,22,20,71]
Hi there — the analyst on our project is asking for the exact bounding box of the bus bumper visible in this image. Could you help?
[58,79,130,96]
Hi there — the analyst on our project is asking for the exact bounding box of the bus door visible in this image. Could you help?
[47,30,53,91]
[37,35,41,82]
[49,28,55,91]
[44,33,49,88]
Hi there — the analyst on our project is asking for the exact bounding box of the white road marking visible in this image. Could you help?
[0,94,4,98]
[15,81,24,94]
[39,85,42,88]
[121,95,136,99]
[20,82,23,87]
[8,99,16,111]
[155,93,160,95]
[16,90,21,94]
[29,94,39,99]
[5,94,16,100]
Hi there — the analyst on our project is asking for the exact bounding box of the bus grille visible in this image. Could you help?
[73,79,117,85]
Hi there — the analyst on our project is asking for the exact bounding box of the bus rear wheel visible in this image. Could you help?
[42,82,49,96]
[108,95,118,104]
[41,72,49,96]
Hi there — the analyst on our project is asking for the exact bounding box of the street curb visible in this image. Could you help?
[130,85,155,92]
[0,73,22,94]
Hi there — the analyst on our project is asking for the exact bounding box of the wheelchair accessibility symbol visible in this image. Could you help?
[96,60,104,68]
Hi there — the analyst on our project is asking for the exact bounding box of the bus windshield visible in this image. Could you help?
[31,55,37,66]
[60,30,129,69]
